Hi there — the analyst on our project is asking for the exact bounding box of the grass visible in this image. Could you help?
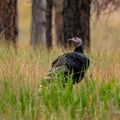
[0,1,120,120]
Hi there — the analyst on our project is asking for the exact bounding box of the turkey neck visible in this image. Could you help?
[74,46,83,53]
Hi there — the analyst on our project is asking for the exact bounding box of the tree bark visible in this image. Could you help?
[63,0,91,49]
[53,0,63,46]
[0,0,5,36]
[46,0,53,49]
[31,0,46,47]
[0,0,18,46]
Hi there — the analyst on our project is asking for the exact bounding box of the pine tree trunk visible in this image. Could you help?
[63,0,91,49]
[53,0,63,46]
[0,0,18,46]
[31,0,46,47]
[46,0,53,49]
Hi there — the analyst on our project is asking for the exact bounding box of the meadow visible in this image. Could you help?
[0,1,119,120]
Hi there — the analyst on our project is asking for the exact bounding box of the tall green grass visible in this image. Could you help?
[0,1,119,119]
[0,39,119,120]
[0,65,119,120]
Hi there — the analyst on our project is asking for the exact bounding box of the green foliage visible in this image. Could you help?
[0,68,119,120]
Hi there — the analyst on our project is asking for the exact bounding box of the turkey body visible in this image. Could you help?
[48,46,90,84]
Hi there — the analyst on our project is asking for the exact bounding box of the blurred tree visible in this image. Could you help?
[0,0,5,36]
[46,0,53,49]
[53,0,63,46]
[0,0,18,47]
[31,0,120,50]
[63,0,91,49]
[92,0,120,17]
[57,0,120,49]
[31,0,46,47]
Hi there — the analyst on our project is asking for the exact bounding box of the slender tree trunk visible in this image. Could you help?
[46,0,53,49]
[63,0,91,49]
[53,0,63,46]
[31,0,46,47]
[0,0,5,36]
[0,0,18,46]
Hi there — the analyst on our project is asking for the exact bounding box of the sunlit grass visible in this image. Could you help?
[0,1,119,120]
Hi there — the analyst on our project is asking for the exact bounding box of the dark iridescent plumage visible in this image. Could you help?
[47,37,90,84]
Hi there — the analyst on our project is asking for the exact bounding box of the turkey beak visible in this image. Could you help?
[68,38,78,42]
[68,38,74,42]
[68,39,72,42]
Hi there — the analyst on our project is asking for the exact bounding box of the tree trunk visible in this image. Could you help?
[0,0,18,46]
[31,0,46,47]
[0,0,5,36]
[63,0,91,49]
[46,0,53,49]
[53,0,63,46]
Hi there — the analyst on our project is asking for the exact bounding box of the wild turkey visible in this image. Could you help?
[46,37,90,84]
